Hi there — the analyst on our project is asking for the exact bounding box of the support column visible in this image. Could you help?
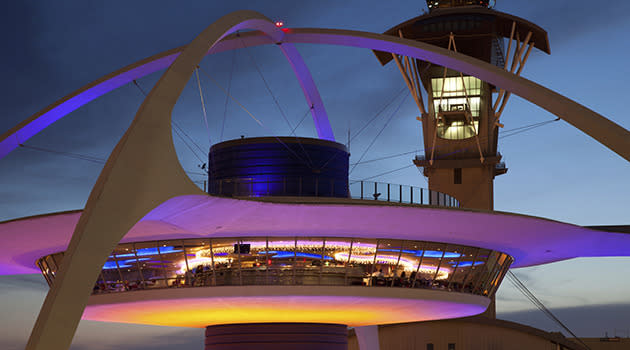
[205,323,348,350]
[481,295,497,318]
[355,325,380,350]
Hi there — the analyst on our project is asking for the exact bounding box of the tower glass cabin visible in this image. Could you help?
[374,4,550,210]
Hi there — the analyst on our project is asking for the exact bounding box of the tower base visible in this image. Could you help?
[205,323,348,350]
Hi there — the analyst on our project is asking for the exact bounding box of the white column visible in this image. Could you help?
[355,325,380,350]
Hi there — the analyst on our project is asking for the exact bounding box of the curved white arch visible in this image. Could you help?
[0,34,334,161]
[25,12,327,350]
[1,30,629,161]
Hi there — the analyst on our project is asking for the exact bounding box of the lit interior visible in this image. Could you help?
[432,76,482,140]
[38,237,512,299]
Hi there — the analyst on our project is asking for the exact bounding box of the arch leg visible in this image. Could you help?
[25,11,288,350]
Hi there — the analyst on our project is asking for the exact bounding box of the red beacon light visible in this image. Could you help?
[275,21,284,27]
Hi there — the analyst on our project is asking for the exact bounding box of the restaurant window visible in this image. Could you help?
[184,238,213,287]
[240,237,269,285]
[211,238,238,286]
[264,237,300,285]
[158,240,187,288]
[447,246,475,292]
[292,237,325,285]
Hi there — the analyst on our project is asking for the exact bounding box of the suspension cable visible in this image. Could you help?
[499,118,560,139]
[350,86,408,144]
[290,105,314,136]
[351,149,421,166]
[238,32,294,132]
[349,92,410,175]
[132,79,207,159]
[220,50,236,142]
[237,33,315,168]
[351,118,560,167]
[194,68,211,144]
[172,125,205,164]
[18,144,105,164]
[349,117,560,184]
[197,66,315,169]
[17,143,206,179]
[507,271,591,350]
[196,68,263,126]
[353,164,416,183]
[171,122,206,156]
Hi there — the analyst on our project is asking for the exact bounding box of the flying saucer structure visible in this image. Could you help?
[1,5,629,350]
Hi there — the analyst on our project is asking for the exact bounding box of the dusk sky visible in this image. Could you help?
[1,1,629,349]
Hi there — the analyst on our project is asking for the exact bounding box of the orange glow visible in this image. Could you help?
[83,295,487,328]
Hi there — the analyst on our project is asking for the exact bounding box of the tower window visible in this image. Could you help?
[448,344,456,350]
[431,76,482,140]
[427,344,434,350]
[454,168,462,184]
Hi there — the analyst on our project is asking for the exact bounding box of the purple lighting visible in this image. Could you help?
[258,251,334,260]
[3,195,630,276]
[3,28,628,161]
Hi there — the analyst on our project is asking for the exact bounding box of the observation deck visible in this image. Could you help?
[210,177,460,208]
[38,236,509,327]
[39,237,511,297]
[3,193,630,328]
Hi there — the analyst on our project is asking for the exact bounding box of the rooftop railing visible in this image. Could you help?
[349,180,459,207]
[206,177,459,208]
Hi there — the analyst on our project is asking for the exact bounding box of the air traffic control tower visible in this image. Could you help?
[375,0,550,210]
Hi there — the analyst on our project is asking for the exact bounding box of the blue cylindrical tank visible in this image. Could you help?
[207,137,349,198]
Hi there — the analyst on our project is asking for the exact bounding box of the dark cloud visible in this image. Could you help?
[0,2,53,119]
[0,274,47,293]
[70,324,202,350]
[499,0,630,47]
[499,304,630,338]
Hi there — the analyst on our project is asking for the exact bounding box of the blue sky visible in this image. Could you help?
[1,0,629,348]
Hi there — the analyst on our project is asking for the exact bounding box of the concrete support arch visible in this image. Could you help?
[24,11,320,350]
[1,30,628,162]
[0,29,334,162]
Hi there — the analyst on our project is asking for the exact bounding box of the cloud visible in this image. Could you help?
[0,274,47,292]
[500,0,630,47]
[499,303,630,338]
[70,323,202,350]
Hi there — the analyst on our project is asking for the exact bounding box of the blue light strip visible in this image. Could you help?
[378,248,460,258]
[102,257,151,270]
[108,246,182,258]
[451,261,484,267]
[258,251,334,260]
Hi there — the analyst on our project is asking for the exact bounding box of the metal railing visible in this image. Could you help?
[206,177,459,208]
[349,180,459,207]
[38,237,513,299]
[207,177,348,199]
